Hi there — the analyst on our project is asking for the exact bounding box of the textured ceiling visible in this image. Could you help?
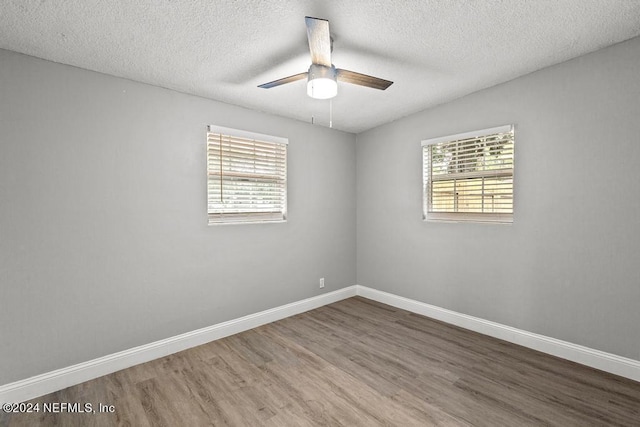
[2,1,640,133]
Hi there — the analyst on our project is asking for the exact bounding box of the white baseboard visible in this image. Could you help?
[0,286,357,404]
[355,285,640,382]
[3,283,638,404]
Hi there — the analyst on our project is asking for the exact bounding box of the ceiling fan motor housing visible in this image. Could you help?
[307,64,338,99]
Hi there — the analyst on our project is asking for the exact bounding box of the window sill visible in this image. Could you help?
[208,219,287,226]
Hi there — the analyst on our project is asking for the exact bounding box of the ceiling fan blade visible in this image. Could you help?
[258,72,308,89]
[305,16,332,67]
[336,69,393,90]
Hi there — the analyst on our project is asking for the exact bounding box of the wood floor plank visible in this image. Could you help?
[4,296,640,426]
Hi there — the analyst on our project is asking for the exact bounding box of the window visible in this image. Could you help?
[422,125,514,223]
[207,125,287,224]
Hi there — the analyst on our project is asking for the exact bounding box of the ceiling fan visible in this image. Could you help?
[258,16,393,100]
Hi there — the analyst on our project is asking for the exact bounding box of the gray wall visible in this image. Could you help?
[357,36,640,361]
[0,49,357,385]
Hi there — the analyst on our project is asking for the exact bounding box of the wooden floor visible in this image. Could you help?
[3,297,640,426]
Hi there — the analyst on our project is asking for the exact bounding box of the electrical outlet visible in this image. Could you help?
[319,278,325,288]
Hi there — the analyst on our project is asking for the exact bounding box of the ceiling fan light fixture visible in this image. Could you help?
[307,64,337,99]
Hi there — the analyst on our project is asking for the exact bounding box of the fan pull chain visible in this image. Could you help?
[219,134,223,202]
[329,99,333,128]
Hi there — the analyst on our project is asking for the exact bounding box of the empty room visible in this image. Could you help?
[1,1,640,425]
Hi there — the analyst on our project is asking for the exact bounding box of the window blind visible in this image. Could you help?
[422,125,514,223]
[207,125,288,224]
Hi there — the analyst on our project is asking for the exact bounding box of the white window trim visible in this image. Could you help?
[421,125,513,147]
[207,125,288,225]
[208,125,288,146]
[422,125,515,224]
